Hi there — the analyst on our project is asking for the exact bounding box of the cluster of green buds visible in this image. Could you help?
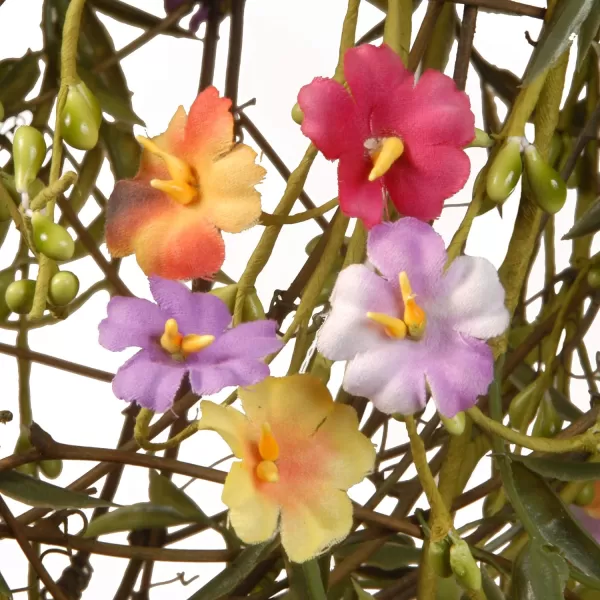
[13,428,62,479]
[428,533,482,592]
[61,80,102,150]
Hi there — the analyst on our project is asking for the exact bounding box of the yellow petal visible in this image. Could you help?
[280,489,353,563]
[196,400,250,458]
[223,462,280,544]
[238,375,334,437]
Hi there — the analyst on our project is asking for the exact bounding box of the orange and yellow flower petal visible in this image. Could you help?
[222,461,280,544]
[197,400,252,458]
[200,144,266,233]
[238,375,335,438]
[280,488,353,563]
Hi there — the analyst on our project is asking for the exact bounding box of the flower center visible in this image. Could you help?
[255,422,280,483]
[159,318,215,361]
[365,136,405,182]
[137,136,198,205]
[366,271,427,340]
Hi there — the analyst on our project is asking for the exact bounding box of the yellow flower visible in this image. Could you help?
[197,374,375,563]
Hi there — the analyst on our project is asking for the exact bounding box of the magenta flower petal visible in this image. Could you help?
[384,146,471,221]
[112,349,186,412]
[149,276,231,336]
[338,152,385,228]
[367,218,446,298]
[298,78,363,160]
[99,297,165,352]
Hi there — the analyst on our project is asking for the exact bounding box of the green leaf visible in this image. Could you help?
[523,0,595,85]
[481,569,505,600]
[0,569,12,599]
[511,540,569,600]
[84,503,194,538]
[187,541,275,600]
[577,0,600,67]
[511,454,600,481]
[563,196,600,239]
[352,580,375,599]
[100,121,141,180]
[510,461,600,580]
[0,471,115,509]
[0,51,41,109]
[335,536,420,570]
[148,470,212,524]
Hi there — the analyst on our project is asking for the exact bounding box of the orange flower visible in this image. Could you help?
[106,87,265,280]
[197,375,375,563]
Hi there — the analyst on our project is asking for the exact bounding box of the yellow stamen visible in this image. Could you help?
[366,312,407,339]
[181,334,215,355]
[137,135,198,205]
[160,318,183,354]
[368,137,405,182]
[256,460,279,483]
[258,423,280,461]
[399,272,427,339]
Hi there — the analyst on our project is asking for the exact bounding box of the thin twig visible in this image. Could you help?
[453,5,478,91]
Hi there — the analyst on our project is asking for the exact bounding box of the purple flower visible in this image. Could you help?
[317,218,509,417]
[99,276,282,412]
[164,0,210,33]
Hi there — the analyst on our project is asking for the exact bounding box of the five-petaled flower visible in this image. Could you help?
[98,277,282,412]
[197,374,375,563]
[298,44,474,228]
[106,87,265,281]
[317,218,509,417]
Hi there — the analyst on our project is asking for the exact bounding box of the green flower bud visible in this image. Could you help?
[61,81,102,151]
[14,432,37,477]
[587,267,600,289]
[508,378,544,430]
[548,133,562,167]
[428,539,453,578]
[523,145,567,214]
[0,269,15,320]
[48,271,79,306]
[209,283,238,312]
[483,488,506,518]
[466,128,493,148]
[31,212,75,261]
[242,289,266,321]
[486,137,522,203]
[39,458,63,479]
[532,394,562,438]
[449,539,481,591]
[13,125,47,193]
[5,279,36,314]
[574,482,596,507]
[291,102,304,125]
[440,412,466,436]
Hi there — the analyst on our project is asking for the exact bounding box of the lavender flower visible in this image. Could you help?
[99,276,282,412]
[317,218,509,417]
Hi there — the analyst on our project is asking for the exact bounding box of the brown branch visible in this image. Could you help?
[445,0,544,18]
[453,5,478,91]
[352,505,423,538]
[199,0,222,93]
[407,1,445,71]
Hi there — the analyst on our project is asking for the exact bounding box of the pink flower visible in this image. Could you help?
[297,44,475,228]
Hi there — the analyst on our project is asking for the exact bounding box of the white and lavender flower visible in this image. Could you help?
[99,276,282,412]
[317,218,509,417]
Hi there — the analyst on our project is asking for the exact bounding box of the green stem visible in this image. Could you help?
[301,559,327,600]
[134,409,199,451]
[259,198,338,225]
[383,0,412,64]
[29,171,77,212]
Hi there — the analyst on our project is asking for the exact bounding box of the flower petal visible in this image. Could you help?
[112,349,185,412]
[148,277,232,336]
[197,400,251,458]
[298,77,364,160]
[200,143,265,233]
[238,375,334,437]
[338,152,385,228]
[436,256,509,340]
[425,331,494,417]
[222,461,280,544]
[343,44,414,124]
[367,218,447,297]
[99,296,165,352]
[133,208,225,281]
[343,344,427,415]
[189,359,270,396]
[398,69,475,148]
[207,320,282,358]
[280,488,353,563]
[312,404,375,489]
[317,265,400,361]
[384,145,470,221]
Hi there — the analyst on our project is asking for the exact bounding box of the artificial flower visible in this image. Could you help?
[197,374,375,563]
[317,218,509,417]
[297,43,474,228]
[106,87,265,281]
[98,277,281,412]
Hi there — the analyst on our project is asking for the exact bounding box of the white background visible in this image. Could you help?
[0,0,597,597]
